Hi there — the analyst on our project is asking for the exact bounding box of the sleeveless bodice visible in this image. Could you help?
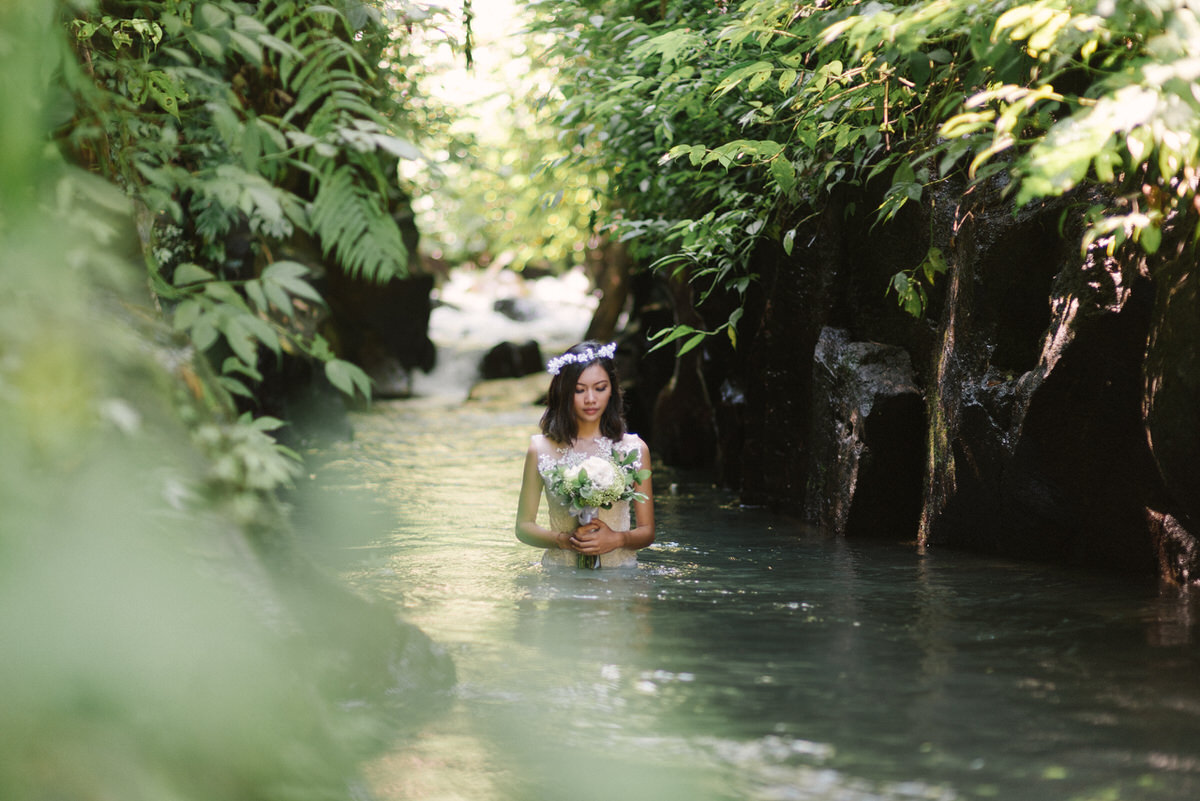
[535,433,643,569]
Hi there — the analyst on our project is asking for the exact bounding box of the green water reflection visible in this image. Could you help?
[309,394,1200,801]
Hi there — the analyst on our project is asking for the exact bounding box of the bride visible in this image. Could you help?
[515,341,655,569]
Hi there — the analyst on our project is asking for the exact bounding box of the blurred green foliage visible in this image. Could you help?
[61,0,433,407]
[528,0,1200,330]
[397,6,608,271]
[0,3,445,799]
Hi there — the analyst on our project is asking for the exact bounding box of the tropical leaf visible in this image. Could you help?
[310,165,408,281]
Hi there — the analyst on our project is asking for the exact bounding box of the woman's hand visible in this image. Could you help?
[570,518,624,555]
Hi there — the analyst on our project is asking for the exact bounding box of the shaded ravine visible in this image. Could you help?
[306,388,1200,801]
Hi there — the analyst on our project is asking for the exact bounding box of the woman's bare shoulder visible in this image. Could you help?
[529,433,565,454]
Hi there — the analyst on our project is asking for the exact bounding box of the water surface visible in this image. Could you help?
[310,391,1200,801]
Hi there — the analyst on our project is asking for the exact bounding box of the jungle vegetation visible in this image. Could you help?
[530,0,1200,349]
[2,1,1198,799]
[2,2,461,800]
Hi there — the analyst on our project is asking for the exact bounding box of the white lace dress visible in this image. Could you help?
[535,433,645,570]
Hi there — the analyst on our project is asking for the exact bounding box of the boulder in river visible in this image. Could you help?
[480,339,544,380]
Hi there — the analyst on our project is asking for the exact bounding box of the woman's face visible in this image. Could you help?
[573,363,612,427]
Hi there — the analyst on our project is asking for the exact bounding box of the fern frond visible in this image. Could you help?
[281,48,382,126]
[310,164,408,281]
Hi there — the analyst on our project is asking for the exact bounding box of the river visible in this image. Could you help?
[306,380,1200,801]
[293,268,1200,800]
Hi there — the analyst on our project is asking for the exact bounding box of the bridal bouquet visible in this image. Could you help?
[543,447,650,569]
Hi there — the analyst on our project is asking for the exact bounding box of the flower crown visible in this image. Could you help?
[546,342,617,376]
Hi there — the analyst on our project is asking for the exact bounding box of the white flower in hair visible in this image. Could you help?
[546,342,617,375]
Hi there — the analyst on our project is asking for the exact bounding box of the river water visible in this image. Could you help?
[308,384,1200,801]
[298,268,1200,800]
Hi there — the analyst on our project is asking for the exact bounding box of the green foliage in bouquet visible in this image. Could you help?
[544,448,651,520]
[543,447,650,570]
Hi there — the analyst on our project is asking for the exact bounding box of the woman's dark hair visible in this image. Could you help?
[540,340,626,445]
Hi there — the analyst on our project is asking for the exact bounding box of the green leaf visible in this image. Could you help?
[173,298,202,331]
[372,132,422,160]
[310,166,408,281]
[746,69,771,93]
[145,70,187,119]
[678,332,707,357]
[240,313,281,356]
[922,246,948,282]
[260,33,303,60]
[664,144,694,163]
[325,358,372,399]
[249,415,288,432]
[189,31,224,60]
[230,29,264,64]
[648,323,698,344]
[219,376,255,398]
[244,279,268,312]
[264,281,293,313]
[222,357,263,382]
[174,263,214,285]
[770,158,796,194]
[220,315,258,366]
[191,317,218,351]
[714,61,773,98]
[939,111,994,139]
[1139,223,1161,254]
[197,3,231,28]
[264,260,324,303]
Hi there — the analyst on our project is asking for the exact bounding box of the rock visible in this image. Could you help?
[652,352,716,468]
[920,200,1163,573]
[733,195,853,511]
[1148,508,1199,585]
[621,171,1198,581]
[1144,253,1200,530]
[253,350,354,449]
[620,273,676,441]
[493,296,539,322]
[714,376,748,489]
[260,536,456,710]
[584,239,631,342]
[479,340,544,380]
[320,270,438,375]
[804,328,923,538]
[650,275,717,469]
[363,353,414,399]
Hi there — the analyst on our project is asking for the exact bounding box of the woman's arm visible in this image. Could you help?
[516,440,571,551]
[622,438,656,549]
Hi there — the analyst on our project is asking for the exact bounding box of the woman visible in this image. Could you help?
[516,341,655,569]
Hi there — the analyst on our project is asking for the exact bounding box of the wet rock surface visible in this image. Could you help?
[320,270,437,399]
[635,182,1199,581]
[479,339,544,380]
[804,328,923,538]
[1144,253,1200,530]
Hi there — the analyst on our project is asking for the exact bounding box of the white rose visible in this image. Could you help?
[578,455,618,489]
